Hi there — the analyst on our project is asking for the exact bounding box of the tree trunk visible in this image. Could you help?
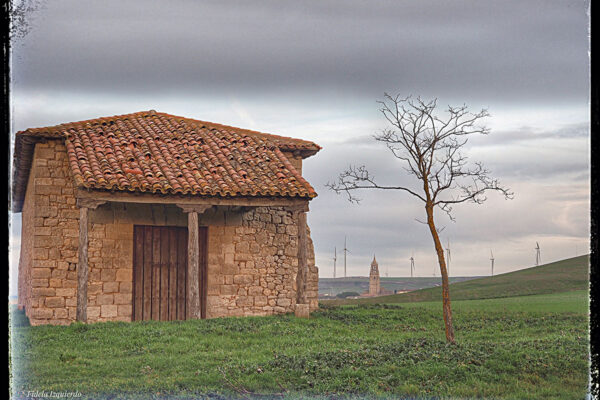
[425,202,455,344]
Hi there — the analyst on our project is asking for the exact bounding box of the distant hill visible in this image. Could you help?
[324,255,589,305]
[319,276,481,297]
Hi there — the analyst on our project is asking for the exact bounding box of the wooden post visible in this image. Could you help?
[187,211,201,319]
[296,210,308,306]
[77,206,89,322]
[177,204,211,320]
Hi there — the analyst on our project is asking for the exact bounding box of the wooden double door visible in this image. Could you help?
[132,225,208,321]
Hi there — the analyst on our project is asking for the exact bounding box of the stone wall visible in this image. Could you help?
[19,140,318,326]
[206,207,318,317]
[24,140,80,325]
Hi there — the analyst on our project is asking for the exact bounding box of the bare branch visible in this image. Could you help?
[326,165,427,203]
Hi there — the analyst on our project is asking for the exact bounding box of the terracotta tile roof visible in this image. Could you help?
[12,111,321,211]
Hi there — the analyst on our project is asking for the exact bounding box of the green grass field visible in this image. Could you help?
[324,255,589,306]
[10,289,589,399]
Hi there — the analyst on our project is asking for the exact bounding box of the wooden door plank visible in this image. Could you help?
[142,226,153,321]
[151,227,161,321]
[160,226,170,321]
[133,226,144,321]
[168,228,178,321]
[177,228,187,320]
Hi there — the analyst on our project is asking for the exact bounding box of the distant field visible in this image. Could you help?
[319,276,481,297]
[324,255,589,305]
[10,290,588,399]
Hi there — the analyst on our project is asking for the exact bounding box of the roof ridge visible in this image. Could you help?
[18,110,321,150]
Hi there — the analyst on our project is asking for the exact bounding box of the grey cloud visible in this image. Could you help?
[13,0,589,104]
[470,122,590,147]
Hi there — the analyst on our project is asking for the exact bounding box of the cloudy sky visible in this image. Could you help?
[9,0,590,295]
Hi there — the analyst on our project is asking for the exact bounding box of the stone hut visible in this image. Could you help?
[12,110,321,325]
[368,255,381,296]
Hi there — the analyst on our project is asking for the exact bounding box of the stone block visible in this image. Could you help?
[103,281,120,293]
[115,269,132,282]
[45,296,65,308]
[236,296,253,306]
[248,286,263,296]
[35,235,61,247]
[276,298,292,307]
[100,305,118,318]
[48,279,63,288]
[222,263,237,275]
[55,288,76,297]
[97,294,114,305]
[32,279,49,288]
[87,306,101,318]
[100,269,116,282]
[63,279,77,288]
[32,268,52,279]
[117,304,132,317]
[233,274,253,285]
[32,308,53,319]
[33,248,49,261]
[60,209,80,219]
[36,185,62,195]
[114,293,132,305]
[254,296,268,306]
[63,229,78,238]
[51,269,68,279]
[36,260,57,269]
[295,303,310,318]
[119,282,132,293]
[32,287,56,297]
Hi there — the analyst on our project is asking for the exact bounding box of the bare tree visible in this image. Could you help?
[327,94,513,343]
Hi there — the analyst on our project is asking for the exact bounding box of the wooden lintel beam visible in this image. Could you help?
[75,189,310,208]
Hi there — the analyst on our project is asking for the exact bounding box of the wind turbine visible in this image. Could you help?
[490,250,495,276]
[333,247,337,278]
[410,252,415,278]
[343,236,351,278]
[445,239,451,276]
[535,242,541,266]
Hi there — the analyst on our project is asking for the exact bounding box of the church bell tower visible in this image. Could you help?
[369,255,380,295]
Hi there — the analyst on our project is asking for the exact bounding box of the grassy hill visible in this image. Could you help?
[319,276,481,297]
[324,254,589,305]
